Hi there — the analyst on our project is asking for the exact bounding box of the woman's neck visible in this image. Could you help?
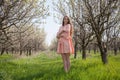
[64,23,68,26]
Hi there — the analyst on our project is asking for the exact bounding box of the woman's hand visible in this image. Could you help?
[56,35,60,39]
[57,29,65,39]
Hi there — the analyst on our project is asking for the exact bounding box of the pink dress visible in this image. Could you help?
[57,24,74,54]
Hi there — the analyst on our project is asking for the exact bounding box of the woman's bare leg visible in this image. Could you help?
[66,53,70,71]
[61,53,68,72]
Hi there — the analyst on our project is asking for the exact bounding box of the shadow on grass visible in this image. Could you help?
[10,62,64,80]
[16,71,47,80]
[15,66,64,80]
[114,56,120,61]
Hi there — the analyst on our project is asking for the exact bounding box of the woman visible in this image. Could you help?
[56,16,74,72]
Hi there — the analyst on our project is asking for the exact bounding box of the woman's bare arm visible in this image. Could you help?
[56,27,65,39]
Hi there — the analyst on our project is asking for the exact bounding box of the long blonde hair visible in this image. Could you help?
[62,16,74,36]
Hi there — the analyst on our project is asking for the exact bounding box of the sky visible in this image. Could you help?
[39,0,60,46]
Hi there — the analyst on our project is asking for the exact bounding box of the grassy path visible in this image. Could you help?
[0,52,120,80]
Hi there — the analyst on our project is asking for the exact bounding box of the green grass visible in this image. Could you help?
[0,51,120,80]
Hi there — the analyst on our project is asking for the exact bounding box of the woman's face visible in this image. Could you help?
[63,16,69,25]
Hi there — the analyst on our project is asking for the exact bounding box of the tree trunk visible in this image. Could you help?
[88,48,90,53]
[98,41,108,64]
[82,46,86,59]
[27,48,29,56]
[19,32,23,55]
[94,49,96,54]
[11,47,14,54]
[1,48,5,55]
[113,41,117,55]
[20,49,22,55]
[114,48,117,55]
[6,49,8,54]
[28,47,32,56]
[100,49,107,64]
[94,45,96,54]
[74,41,77,59]
[20,41,22,55]
[119,47,120,52]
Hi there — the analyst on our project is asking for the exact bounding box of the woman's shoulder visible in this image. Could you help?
[67,24,73,27]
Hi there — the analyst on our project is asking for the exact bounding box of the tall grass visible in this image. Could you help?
[0,51,120,80]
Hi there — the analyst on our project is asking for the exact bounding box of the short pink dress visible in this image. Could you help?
[57,24,74,54]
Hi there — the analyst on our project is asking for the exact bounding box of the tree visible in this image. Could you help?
[0,0,48,55]
[82,0,120,64]
[0,0,48,43]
